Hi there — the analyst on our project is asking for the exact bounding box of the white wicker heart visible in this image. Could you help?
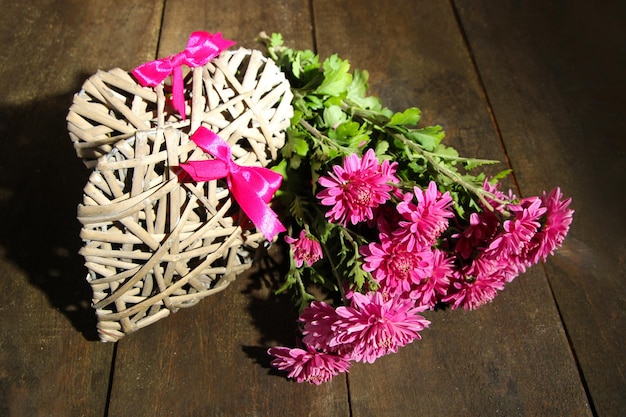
[68,48,293,341]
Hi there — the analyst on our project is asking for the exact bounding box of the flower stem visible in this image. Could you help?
[392,130,499,210]
[342,99,509,212]
[299,119,356,154]
[320,241,348,304]
[294,270,310,309]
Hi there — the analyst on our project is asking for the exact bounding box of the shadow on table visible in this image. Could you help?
[241,243,301,371]
[0,81,99,340]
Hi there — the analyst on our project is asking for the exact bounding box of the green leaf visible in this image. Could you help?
[305,95,324,111]
[269,33,284,48]
[430,143,500,171]
[331,120,360,138]
[313,214,335,244]
[347,69,382,110]
[283,128,309,158]
[275,269,297,295]
[405,125,446,151]
[289,195,307,221]
[491,169,512,182]
[347,68,368,98]
[374,140,389,156]
[388,107,421,127]
[293,137,309,156]
[327,121,371,152]
[462,157,500,171]
[289,155,302,169]
[323,105,348,128]
[290,109,303,125]
[434,143,460,159]
[292,52,301,78]
[408,159,426,174]
[315,54,352,97]
[270,158,288,178]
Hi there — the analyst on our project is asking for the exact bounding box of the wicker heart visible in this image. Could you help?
[67,47,293,168]
[69,48,293,341]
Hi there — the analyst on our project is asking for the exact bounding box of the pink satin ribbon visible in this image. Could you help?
[132,31,235,119]
[179,127,286,241]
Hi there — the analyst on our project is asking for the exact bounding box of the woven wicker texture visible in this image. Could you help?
[67,48,293,168]
[68,48,293,341]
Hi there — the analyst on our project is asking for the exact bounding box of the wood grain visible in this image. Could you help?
[1,0,622,415]
[107,247,350,417]
[454,1,626,415]
[313,0,592,415]
[0,1,164,416]
[157,0,314,54]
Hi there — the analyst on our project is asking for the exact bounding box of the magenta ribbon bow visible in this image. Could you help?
[132,31,235,119]
[179,127,286,241]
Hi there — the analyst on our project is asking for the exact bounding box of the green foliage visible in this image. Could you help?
[258,32,511,304]
[404,125,445,151]
[316,54,352,96]
[389,107,421,127]
[347,70,383,110]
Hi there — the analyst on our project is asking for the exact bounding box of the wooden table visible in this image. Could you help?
[1,1,624,416]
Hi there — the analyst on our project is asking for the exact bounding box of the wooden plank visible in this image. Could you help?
[105,2,350,416]
[156,0,315,53]
[312,0,593,415]
[0,1,164,416]
[108,248,349,417]
[453,1,626,416]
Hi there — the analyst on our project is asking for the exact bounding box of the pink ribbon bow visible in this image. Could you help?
[132,31,235,119]
[179,127,286,241]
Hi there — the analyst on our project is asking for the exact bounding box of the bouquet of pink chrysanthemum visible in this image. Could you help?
[259,33,573,384]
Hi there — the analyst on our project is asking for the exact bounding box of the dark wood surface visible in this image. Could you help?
[0,1,624,416]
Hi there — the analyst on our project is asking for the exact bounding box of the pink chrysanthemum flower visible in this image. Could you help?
[453,211,501,259]
[284,229,323,268]
[527,187,574,264]
[361,234,434,297]
[317,149,399,225]
[486,196,546,261]
[394,181,454,250]
[268,345,351,385]
[443,257,510,310]
[481,179,516,212]
[368,200,404,235]
[300,301,339,352]
[409,248,453,309]
[331,292,430,363]
[443,275,503,310]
